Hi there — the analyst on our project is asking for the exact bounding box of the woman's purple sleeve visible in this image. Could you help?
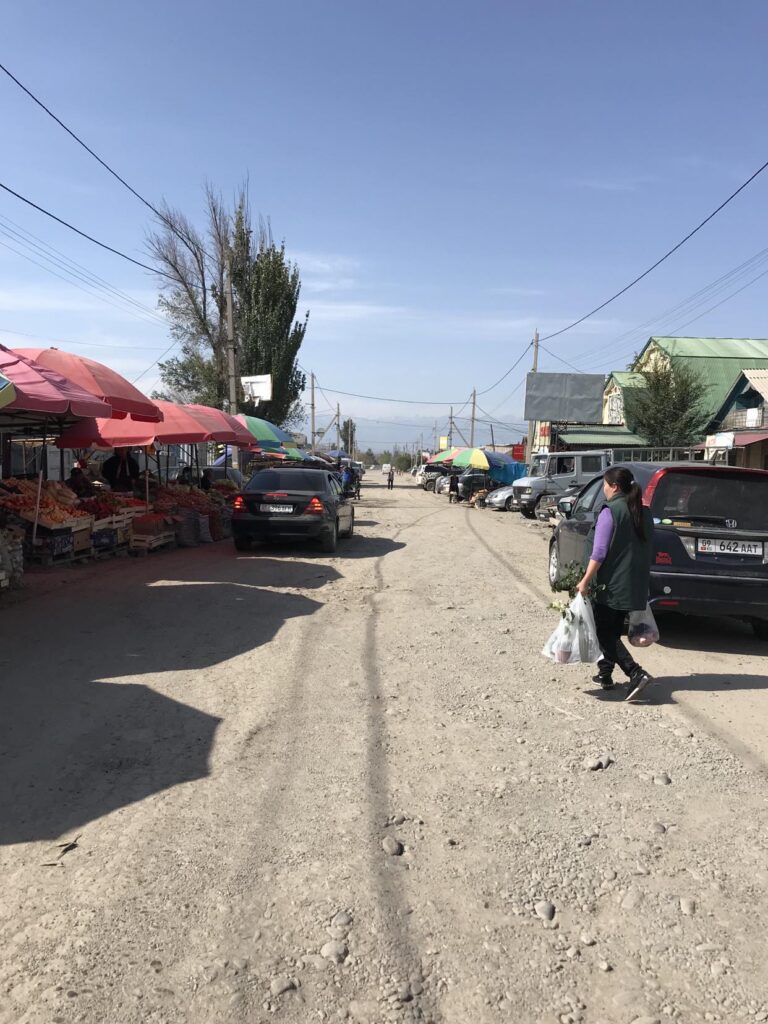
[591,507,615,563]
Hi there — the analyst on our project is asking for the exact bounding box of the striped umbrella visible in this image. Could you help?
[427,447,465,464]
[0,371,16,410]
[236,414,295,448]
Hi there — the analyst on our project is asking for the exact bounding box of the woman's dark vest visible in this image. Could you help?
[586,495,653,611]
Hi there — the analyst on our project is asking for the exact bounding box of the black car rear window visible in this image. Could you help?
[651,470,768,531]
[245,470,328,492]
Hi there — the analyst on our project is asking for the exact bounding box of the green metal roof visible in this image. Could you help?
[559,426,646,446]
[607,371,645,388]
[635,337,768,421]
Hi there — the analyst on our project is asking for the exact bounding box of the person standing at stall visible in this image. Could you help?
[102,448,140,491]
[576,466,654,702]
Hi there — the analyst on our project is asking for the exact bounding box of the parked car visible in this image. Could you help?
[421,465,446,491]
[171,466,245,488]
[548,463,768,639]
[231,467,354,554]
[509,450,612,517]
[457,469,494,499]
[435,473,458,495]
[535,485,581,521]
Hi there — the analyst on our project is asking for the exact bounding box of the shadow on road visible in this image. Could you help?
[643,672,768,704]
[243,536,406,560]
[656,612,766,655]
[0,555,324,845]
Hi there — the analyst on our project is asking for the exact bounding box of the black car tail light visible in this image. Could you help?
[306,496,324,515]
[233,495,245,511]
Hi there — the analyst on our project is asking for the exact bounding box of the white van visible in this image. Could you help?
[382,463,391,475]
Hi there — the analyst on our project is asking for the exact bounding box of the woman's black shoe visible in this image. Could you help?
[592,673,615,691]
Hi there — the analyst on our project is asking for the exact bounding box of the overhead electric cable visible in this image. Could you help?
[540,156,768,343]
[0,180,171,277]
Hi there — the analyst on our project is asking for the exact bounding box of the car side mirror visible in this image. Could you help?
[558,498,574,518]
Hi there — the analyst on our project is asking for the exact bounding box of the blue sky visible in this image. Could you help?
[2,1,768,449]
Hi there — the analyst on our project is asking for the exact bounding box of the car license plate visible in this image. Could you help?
[260,504,293,514]
[697,537,763,556]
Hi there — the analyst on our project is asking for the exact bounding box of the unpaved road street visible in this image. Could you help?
[2,479,768,1024]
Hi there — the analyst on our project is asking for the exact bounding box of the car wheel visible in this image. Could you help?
[425,480,435,492]
[321,521,338,553]
[505,496,516,511]
[234,536,251,552]
[752,618,768,641]
[342,508,355,538]
[548,542,560,586]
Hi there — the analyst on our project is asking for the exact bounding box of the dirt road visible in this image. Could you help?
[2,479,767,1024]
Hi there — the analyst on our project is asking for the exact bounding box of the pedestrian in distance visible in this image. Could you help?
[448,473,459,503]
[576,466,654,702]
[387,467,395,490]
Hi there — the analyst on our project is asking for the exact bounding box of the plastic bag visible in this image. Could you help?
[542,593,602,664]
[628,604,660,647]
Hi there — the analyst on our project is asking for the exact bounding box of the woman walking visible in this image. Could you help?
[576,467,654,702]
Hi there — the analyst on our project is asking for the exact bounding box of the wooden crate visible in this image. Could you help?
[72,527,93,554]
[129,531,176,555]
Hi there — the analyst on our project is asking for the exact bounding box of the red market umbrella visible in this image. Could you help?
[57,401,215,448]
[0,344,112,420]
[183,404,253,445]
[14,347,162,422]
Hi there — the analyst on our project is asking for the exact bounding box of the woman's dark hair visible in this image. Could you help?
[604,466,646,540]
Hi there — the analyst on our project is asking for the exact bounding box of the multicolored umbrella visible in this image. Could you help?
[427,447,465,464]
[236,414,295,448]
[0,371,16,410]
[451,448,516,470]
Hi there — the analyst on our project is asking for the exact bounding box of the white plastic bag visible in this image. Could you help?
[628,604,660,647]
[542,593,602,665]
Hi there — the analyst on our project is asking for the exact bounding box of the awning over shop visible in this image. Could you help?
[731,431,768,447]
[14,347,162,422]
[557,427,646,446]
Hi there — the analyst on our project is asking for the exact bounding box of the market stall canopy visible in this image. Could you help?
[183,405,253,445]
[237,414,296,448]
[0,344,112,423]
[325,448,350,459]
[14,348,162,422]
[56,400,218,448]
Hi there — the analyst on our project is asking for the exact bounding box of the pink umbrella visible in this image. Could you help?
[57,401,215,448]
[0,344,112,420]
[183,404,253,445]
[14,348,161,422]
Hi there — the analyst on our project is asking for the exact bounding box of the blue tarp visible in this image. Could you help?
[489,462,527,485]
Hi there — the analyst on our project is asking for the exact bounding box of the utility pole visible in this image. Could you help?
[310,372,316,454]
[469,388,477,447]
[336,403,341,452]
[225,255,239,471]
[448,406,453,449]
[490,422,496,450]
[526,329,539,461]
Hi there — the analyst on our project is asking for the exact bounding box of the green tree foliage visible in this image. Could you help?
[361,448,376,467]
[393,452,412,472]
[147,186,307,427]
[340,418,356,455]
[379,450,393,466]
[624,359,711,447]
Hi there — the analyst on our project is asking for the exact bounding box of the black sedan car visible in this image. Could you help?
[549,462,768,639]
[232,468,354,553]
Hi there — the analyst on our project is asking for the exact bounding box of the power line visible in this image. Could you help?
[0,222,168,330]
[538,343,584,373]
[541,156,768,343]
[0,326,164,351]
[476,341,533,396]
[0,180,169,277]
[0,61,165,222]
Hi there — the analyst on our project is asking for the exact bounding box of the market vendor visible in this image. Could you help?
[200,468,213,492]
[65,466,96,498]
[102,448,140,491]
